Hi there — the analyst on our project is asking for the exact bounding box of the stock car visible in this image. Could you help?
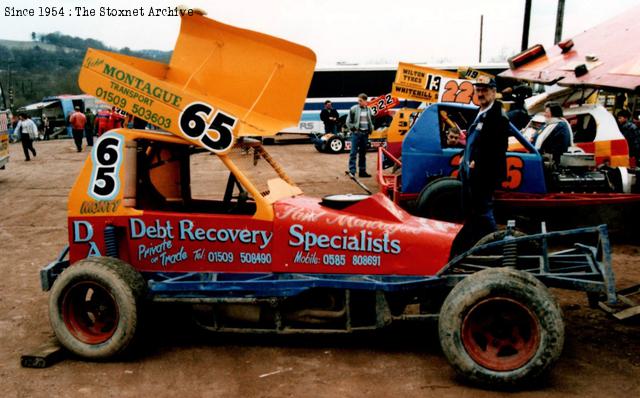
[39,9,622,388]
[378,99,640,231]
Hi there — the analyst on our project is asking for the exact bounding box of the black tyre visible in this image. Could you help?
[327,137,344,153]
[415,177,463,222]
[438,267,564,387]
[49,257,146,359]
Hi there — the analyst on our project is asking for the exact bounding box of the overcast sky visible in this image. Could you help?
[1,0,639,66]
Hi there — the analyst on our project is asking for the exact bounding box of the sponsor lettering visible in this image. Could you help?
[80,199,121,215]
[128,218,273,250]
[288,224,401,255]
[102,63,182,107]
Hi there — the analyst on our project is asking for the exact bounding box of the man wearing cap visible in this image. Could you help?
[450,76,510,258]
[69,106,87,152]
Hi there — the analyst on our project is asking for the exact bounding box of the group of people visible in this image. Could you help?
[321,78,640,257]
[12,105,130,160]
[69,106,126,152]
[318,84,508,256]
[524,102,640,165]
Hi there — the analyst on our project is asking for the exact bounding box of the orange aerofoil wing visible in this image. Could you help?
[78,10,316,154]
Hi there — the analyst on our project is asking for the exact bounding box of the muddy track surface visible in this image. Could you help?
[0,140,638,397]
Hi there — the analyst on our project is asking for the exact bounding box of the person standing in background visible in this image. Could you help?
[320,100,340,134]
[617,109,640,161]
[42,115,53,141]
[345,93,374,178]
[94,107,113,137]
[110,107,125,129]
[15,113,37,161]
[84,108,95,147]
[69,106,87,152]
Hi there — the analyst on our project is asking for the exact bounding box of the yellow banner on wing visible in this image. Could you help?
[392,62,458,103]
[457,66,495,81]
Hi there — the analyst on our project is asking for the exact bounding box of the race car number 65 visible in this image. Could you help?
[89,134,123,200]
[179,102,238,153]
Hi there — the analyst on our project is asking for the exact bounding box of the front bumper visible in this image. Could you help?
[40,246,70,291]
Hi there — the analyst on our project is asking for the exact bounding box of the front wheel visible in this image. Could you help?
[438,267,564,387]
[49,257,146,359]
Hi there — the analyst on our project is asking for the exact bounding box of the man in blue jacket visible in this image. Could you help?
[450,77,509,258]
[345,93,374,178]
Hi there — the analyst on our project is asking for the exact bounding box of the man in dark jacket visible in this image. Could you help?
[320,100,340,133]
[84,108,95,147]
[617,109,640,161]
[450,76,509,258]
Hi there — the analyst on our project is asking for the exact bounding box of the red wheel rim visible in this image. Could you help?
[61,281,119,344]
[461,297,540,371]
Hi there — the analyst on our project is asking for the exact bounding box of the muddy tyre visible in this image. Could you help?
[438,267,564,387]
[415,177,463,222]
[49,257,146,359]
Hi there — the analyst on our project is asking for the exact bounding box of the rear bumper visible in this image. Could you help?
[442,223,618,305]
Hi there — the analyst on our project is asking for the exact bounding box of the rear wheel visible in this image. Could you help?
[49,257,146,359]
[438,267,564,387]
[415,177,463,222]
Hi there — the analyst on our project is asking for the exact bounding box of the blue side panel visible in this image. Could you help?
[513,152,546,193]
[400,102,547,195]
[401,104,459,194]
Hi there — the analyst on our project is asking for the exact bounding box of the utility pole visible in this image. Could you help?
[522,0,532,50]
[479,14,484,63]
[8,61,13,109]
[555,0,566,44]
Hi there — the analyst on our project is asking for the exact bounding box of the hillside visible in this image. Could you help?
[0,32,172,110]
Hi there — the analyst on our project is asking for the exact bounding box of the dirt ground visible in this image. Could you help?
[0,139,638,398]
